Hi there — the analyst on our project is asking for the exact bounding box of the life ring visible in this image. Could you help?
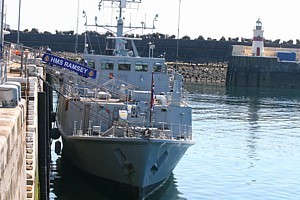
[109,72,114,79]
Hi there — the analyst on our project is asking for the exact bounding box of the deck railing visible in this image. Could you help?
[71,119,193,141]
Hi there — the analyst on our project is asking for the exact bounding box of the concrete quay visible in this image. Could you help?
[0,99,27,200]
[0,62,43,200]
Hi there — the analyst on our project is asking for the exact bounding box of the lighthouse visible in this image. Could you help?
[251,18,264,56]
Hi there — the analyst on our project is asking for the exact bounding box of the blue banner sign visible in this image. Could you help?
[42,53,97,79]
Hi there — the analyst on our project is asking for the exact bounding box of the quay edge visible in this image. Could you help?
[0,59,44,199]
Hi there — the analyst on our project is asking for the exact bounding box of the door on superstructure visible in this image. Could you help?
[256,47,260,56]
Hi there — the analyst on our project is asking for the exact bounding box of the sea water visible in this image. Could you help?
[50,84,300,200]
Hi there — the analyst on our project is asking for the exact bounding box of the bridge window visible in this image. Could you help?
[101,61,114,70]
[135,62,148,72]
[87,60,95,69]
[118,62,131,71]
[80,58,94,68]
[153,63,166,73]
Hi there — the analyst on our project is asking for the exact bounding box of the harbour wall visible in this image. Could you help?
[0,65,41,199]
[5,32,300,64]
[0,99,26,200]
[226,56,300,88]
[4,33,233,63]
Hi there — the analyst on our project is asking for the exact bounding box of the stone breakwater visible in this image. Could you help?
[168,62,228,84]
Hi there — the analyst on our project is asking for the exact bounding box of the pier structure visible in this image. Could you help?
[226,19,300,88]
[0,43,46,200]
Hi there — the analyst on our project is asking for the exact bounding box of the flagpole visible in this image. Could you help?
[149,71,154,126]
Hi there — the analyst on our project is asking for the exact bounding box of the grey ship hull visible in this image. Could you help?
[60,131,193,199]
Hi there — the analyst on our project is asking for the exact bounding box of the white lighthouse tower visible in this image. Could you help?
[251,18,264,56]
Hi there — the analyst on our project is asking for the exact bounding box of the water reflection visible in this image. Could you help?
[226,85,300,99]
[145,174,183,200]
[226,85,300,166]
[50,143,182,200]
[246,95,261,166]
[187,84,300,199]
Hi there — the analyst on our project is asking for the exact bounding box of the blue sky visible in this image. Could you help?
[4,0,300,42]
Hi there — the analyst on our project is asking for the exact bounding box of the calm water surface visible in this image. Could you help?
[50,84,300,200]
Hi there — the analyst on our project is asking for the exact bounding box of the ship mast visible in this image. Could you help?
[115,0,125,53]
[82,0,160,57]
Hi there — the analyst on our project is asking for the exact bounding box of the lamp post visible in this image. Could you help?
[0,0,4,52]
[152,14,158,29]
[3,4,6,31]
[75,0,79,53]
[152,14,158,37]
[0,0,4,84]
[17,0,21,44]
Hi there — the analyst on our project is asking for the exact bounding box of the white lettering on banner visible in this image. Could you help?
[63,61,88,74]
[43,53,96,78]
[50,57,63,65]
